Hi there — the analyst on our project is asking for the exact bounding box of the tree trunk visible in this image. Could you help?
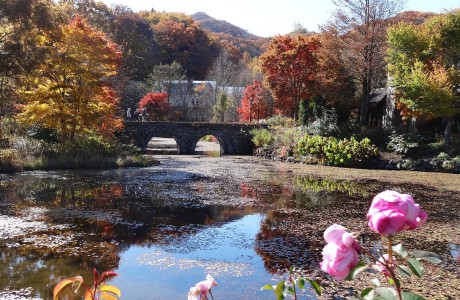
[360,83,370,126]
[444,116,454,146]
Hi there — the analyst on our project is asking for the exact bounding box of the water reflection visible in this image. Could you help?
[0,157,459,299]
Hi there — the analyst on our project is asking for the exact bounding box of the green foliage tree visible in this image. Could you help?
[212,92,231,122]
[387,10,460,145]
[16,16,123,141]
[146,61,186,102]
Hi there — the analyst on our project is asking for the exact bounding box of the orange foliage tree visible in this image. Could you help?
[238,80,273,123]
[16,16,123,140]
[138,92,173,121]
[260,35,321,120]
[143,12,218,79]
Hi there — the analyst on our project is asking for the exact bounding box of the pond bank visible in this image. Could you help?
[255,149,460,174]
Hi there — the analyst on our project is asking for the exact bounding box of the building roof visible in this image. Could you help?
[369,88,387,105]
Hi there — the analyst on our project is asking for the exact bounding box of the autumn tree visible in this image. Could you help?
[138,92,172,121]
[110,11,158,80]
[143,12,218,79]
[314,31,357,124]
[387,10,460,145]
[260,35,321,120]
[325,0,405,126]
[65,0,114,33]
[0,0,67,116]
[237,80,273,123]
[16,17,123,140]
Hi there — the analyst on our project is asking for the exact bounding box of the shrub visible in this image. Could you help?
[0,149,23,173]
[39,135,141,170]
[302,108,339,137]
[297,134,378,167]
[386,132,419,154]
[250,128,275,148]
[261,115,295,128]
[10,136,48,159]
[437,152,450,160]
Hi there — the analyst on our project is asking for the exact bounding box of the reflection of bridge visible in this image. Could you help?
[122,121,266,155]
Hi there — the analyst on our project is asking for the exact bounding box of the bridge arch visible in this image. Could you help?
[122,121,267,155]
[189,134,228,155]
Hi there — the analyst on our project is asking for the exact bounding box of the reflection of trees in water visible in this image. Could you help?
[0,173,264,298]
[293,176,371,208]
[239,175,373,209]
[254,211,320,274]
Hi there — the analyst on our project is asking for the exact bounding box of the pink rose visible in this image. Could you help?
[187,287,201,300]
[324,224,356,248]
[367,190,428,236]
[320,224,359,280]
[195,274,217,299]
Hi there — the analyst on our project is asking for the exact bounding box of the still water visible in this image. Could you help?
[0,155,458,299]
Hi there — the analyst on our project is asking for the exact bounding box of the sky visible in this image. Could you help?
[98,0,460,37]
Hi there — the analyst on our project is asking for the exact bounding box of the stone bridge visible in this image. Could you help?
[122,121,266,155]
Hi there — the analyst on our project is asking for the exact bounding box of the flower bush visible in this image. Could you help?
[263,190,442,300]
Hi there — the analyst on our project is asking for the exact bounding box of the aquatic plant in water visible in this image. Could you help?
[263,190,442,299]
[53,268,120,300]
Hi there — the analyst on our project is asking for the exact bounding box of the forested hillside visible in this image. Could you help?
[191,12,270,57]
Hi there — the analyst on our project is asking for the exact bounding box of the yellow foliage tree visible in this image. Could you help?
[16,16,123,141]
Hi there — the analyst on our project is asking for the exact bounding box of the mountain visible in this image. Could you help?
[391,10,437,25]
[191,12,257,38]
[191,12,270,57]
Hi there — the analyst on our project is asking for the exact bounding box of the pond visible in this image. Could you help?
[0,156,459,299]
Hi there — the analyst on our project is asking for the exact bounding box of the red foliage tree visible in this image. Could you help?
[260,35,321,119]
[238,80,272,123]
[138,92,172,121]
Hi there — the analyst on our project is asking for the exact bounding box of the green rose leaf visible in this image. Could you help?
[261,284,275,291]
[396,265,412,278]
[297,277,305,289]
[401,291,426,300]
[375,287,398,300]
[411,250,443,264]
[407,258,424,277]
[305,278,322,296]
[345,261,368,280]
[392,243,409,258]
[360,287,374,298]
[371,278,381,287]
[275,281,286,296]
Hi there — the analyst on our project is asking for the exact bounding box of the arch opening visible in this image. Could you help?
[194,135,223,157]
[146,136,179,154]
